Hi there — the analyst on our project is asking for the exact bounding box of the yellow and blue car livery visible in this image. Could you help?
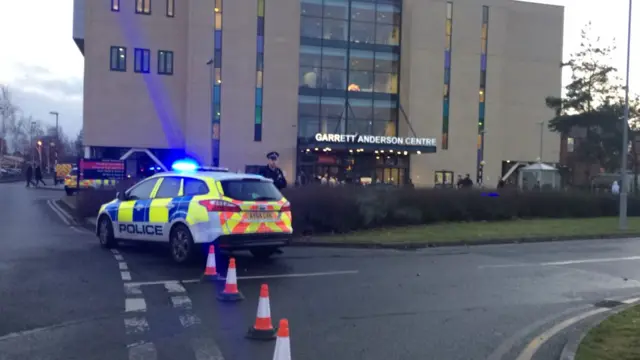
[96,167,293,263]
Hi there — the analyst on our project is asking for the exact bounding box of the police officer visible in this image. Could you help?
[259,151,287,190]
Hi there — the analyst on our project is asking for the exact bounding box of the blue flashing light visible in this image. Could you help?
[171,159,199,173]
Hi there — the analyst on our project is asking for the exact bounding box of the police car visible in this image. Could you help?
[95,160,293,264]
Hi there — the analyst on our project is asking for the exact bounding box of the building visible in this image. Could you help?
[73,0,564,186]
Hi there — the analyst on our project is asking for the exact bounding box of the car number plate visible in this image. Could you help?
[247,212,277,222]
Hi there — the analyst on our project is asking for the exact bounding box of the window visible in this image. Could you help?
[126,179,158,200]
[212,0,223,166]
[154,177,181,198]
[220,179,283,201]
[134,48,151,73]
[136,0,151,14]
[255,0,265,142]
[477,5,489,184]
[158,50,174,75]
[166,0,174,17]
[110,46,127,71]
[183,178,209,196]
[111,0,120,11]
[442,1,453,150]
[567,137,575,152]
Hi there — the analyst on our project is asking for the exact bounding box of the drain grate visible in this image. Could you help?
[593,299,624,308]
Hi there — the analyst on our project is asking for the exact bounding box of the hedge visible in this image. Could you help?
[75,185,640,236]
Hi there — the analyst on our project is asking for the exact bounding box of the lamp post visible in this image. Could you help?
[619,0,633,230]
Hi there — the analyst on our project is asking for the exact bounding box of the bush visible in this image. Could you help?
[74,179,135,218]
[282,186,640,236]
[75,182,640,236]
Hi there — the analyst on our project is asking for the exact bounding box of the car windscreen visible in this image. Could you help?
[220,178,283,201]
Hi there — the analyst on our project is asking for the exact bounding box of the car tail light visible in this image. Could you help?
[280,202,291,212]
[198,199,241,212]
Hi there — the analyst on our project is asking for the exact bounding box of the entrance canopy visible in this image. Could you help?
[299,133,437,154]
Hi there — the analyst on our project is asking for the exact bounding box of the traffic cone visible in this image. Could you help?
[271,319,291,360]
[217,257,244,301]
[246,284,277,340]
[202,245,217,277]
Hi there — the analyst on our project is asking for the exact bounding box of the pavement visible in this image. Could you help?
[4,181,640,360]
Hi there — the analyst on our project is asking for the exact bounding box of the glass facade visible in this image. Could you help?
[297,0,405,185]
[212,0,223,166]
[477,5,488,184]
[254,0,265,141]
[442,1,452,150]
[298,0,401,140]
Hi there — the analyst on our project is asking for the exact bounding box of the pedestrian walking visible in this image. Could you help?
[25,164,34,187]
[35,165,46,187]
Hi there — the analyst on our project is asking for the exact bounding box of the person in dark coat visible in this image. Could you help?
[25,164,33,187]
[258,151,287,190]
[34,165,46,186]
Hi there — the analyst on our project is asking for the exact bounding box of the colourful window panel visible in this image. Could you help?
[477,5,489,184]
[442,1,453,150]
[254,0,265,141]
[212,0,223,166]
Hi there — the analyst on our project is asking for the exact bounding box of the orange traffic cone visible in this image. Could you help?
[271,319,291,360]
[217,258,244,301]
[246,284,277,340]
[201,245,217,279]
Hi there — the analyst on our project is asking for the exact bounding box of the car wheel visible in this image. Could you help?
[170,224,196,264]
[250,247,279,261]
[98,216,117,248]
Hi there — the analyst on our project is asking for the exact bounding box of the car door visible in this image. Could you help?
[148,176,183,242]
[116,177,160,240]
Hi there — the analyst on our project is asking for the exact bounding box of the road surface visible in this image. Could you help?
[2,181,640,360]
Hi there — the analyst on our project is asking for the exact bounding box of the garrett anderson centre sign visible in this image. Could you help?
[313,133,437,149]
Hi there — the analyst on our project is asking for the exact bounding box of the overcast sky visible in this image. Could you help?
[0,0,637,141]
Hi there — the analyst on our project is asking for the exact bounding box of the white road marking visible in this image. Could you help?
[479,256,640,269]
[179,313,202,328]
[70,226,86,234]
[114,254,124,261]
[171,296,192,310]
[183,270,360,283]
[124,317,150,335]
[128,341,158,360]
[125,285,143,296]
[164,282,186,293]
[46,200,72,226]
[191,338,225,360]
[622,297,640,304]
[111,249,120,255]
[514,307,610,360]
[125,298,147,312]
[119,262,129,270]
[121,271,132,281]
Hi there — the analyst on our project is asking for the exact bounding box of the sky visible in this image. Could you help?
[0,0,637,141]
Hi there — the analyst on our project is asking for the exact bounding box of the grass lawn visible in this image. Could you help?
[316,217,640,244]
[576,304,640,360]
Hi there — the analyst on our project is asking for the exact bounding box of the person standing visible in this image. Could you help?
[25,163,34,187]
[258,151,287,190]
[34,165,46,187]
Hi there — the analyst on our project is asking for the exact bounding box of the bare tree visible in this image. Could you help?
[0,85,19,157]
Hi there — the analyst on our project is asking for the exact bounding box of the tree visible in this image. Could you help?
[546,23,629,176]
[0,85,19,157]
[75,129,83,157]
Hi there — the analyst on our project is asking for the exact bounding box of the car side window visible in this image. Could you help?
[126,179,158,201]
[183,178,209,196]
[154,177,182,198]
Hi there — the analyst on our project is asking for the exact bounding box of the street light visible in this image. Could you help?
[619,0,633,230]
[49,111,59,139]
